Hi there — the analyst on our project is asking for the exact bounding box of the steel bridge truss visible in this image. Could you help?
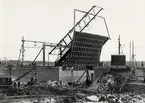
[49,5,110,66]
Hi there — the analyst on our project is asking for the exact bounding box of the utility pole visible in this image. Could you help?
[17,48,21,67]
[34,64,37,83]
[43,43,45,67]
[118,35,121,55]
[132,41,134,67]
[21,36,25,66]
[129,42,132,67]
[48,53,49,66]
[9,65,12,77]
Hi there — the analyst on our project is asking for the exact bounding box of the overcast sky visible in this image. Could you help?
[0,0,145,61]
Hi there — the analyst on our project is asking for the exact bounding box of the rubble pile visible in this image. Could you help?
[85,70,139,94]
[81,93,145,103]
[97,74,116,93]
[1,93,145,103]
[0,79,145,103]
[85,74,117,93]
[0,71,145,103]
[2,85,55,96]
[19,93,145,103]
[1,81,72,96]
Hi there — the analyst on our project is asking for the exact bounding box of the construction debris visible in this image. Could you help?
[1,93,144,103]
[86,95,99,102]
[0,78,145,103]
[0,69,145,103]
